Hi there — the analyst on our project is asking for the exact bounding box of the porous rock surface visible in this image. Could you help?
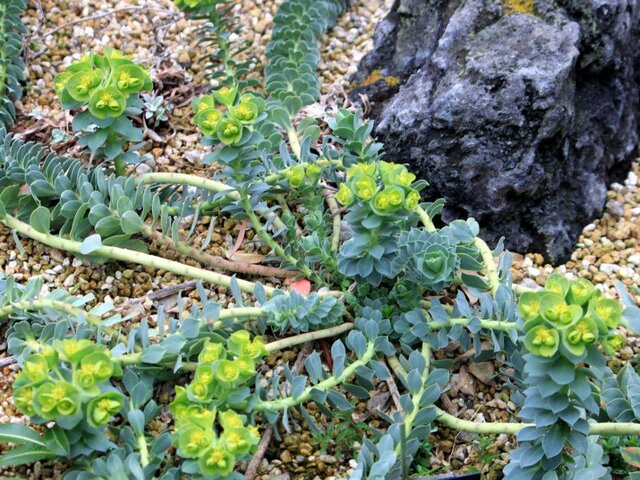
[349,0,640,264]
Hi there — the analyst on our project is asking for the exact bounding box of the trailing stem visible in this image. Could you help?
[2,213,275,297]
[253,341,376,412]
[388,348,640,437]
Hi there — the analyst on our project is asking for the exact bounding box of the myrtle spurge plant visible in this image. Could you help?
[54,48,152,175]
[0,0,26,129]
[1,0,640,478]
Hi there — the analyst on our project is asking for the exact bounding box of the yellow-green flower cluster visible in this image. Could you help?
[169,400,260,477]
[335,161,420,215]
[192,87,264,145]
[284,163,323,188]
[13,339,124,428]
[519,275,624,357]
[169,331,265,476]
[54,48,152,119]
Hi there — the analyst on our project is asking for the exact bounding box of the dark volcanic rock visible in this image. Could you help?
[349,0,640,264]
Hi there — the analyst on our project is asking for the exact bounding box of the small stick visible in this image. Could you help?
[384,360,404,412]
[0,356,17,368]
[37,6,177,39]
[147,280,198,302]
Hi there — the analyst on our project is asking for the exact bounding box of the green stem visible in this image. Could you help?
[434,409,640,436]
[389,353,640,437]
[264,323,354,353]
[0,299,102,324]
[393,343,431,460]
[323,188,341,252]
[415,206,436,233]
[253,341,376,412]
[240,193,322,285]
[113,155,126,177]
[0,298,130,344]
[511,284,539,295]
[426,315,520,332]
[137,434,150,467]
[2,214,274,297]
[135,172,287,233]
[286,127,302,160]
[0,3,7,99]
[474,237,501,294]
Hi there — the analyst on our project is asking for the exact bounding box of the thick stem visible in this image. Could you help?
[323,188,341,252]
[393,343,432,460]
[137,434,150,467]
[142,225,299,279]
[0,299,102,325]
[3,214,274,297]
[286,127,302,160]
[253,341,376,412]
[415,206,436,233]
[0,298,129,344]
[389,353,640,437]
[264,323,353,353]
[113,155,126,177]
[474,237,501,294]
[434,409,640,436]
[426,315,520,332]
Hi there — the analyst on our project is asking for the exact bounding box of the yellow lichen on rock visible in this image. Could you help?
[503,0,536,15]
[348,68,401,92]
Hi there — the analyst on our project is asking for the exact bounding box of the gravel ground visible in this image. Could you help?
[1,0,639,478]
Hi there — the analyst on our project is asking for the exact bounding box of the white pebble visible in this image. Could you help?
[625,171,638,187]
[528,267,541,277]
[584,224,596,232]
[628,254,640,265]
[599,263,619,275]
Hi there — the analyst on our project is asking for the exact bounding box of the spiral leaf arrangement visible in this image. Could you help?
[0,0,26,129]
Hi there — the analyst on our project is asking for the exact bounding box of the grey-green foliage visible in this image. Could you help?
[349,355,448,480]
[0,129,221,255]
[504,346,606,480]
[0,0,26,129]
[601,365,640,423]
[262,290,343,333]
[265,0,348,116]
[256,307,394,427]
[175,0,258,88]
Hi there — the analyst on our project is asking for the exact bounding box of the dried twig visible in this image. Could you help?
[31,6,179,58]
[147,280,199,302]
[0,356,17,368]
[384,362,404,412]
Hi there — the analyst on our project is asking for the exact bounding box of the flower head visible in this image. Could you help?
[216,117,243,145]
[335,183,355,206]
[524,325,559,357]
[198,444,235,477]
[113,65,146,94]
[86,392,124,427]
[349,174,377,201]
[88,86,126,119]
[178,424,214,458]
[562,317,598,356]
[33,381,80,419]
